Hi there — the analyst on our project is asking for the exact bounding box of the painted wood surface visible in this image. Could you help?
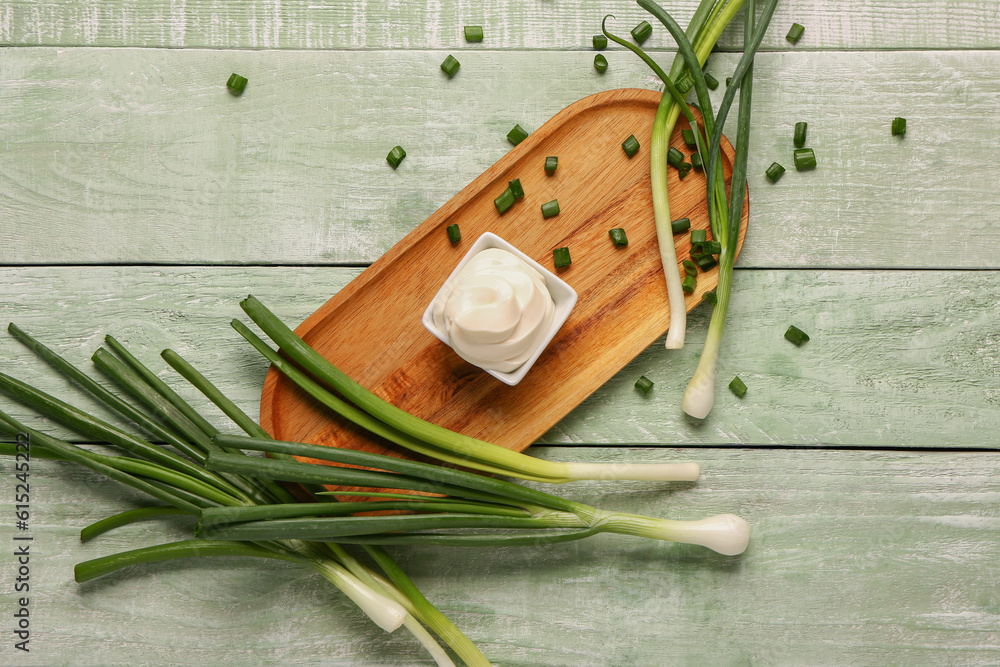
[0,447,997,666]
[0,266,996,450]
[3,49,1000,267]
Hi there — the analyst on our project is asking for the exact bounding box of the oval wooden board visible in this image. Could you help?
[260,88,748,460]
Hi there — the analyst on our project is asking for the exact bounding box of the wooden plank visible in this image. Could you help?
[3,49,998,268]
[1,0,998,50]
[1,266,997,450]
[0,447,997,665]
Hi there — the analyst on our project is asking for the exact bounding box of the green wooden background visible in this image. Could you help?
[1,0,998,664]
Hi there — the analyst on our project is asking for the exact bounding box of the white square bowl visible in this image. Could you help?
[421,232,578,386]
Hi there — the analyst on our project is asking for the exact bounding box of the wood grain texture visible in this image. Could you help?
[0,447,996,665]
[1,266,997,450]
[1,0,998,50]
[2,49,1000,268]
[261,88,747,458]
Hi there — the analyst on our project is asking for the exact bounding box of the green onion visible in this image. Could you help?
[464,25,483,42]
[682,128,697,146]
[507,124,529,146]
[667,146,685,168]
[622,134,640,157]
[892,117,907,136]
[494,187,515,214]
[729,376,747,397]
[682,259,698,276]
[786,23,805,43]
[704,72,719,90]
[682,275,696,294]
[631,20,653,44]
[552,246,571,268]
[784,325,810,346]
[793,147,817,170]
[691,153,703,171]
[794,121,808,148]
[671,217,691,234]
[765,161,785,183]
[726,76,732,87]
[594,54,609,72]
[677,162,692,179]
[446,224,461,244]
[386,146,406,170]
[593,34,608,49]
[226,73,248,95]
[702,240,722,255]
[704,291,718,306]
[609,228,629,247]
[440,54,460,78]
[545,156,558,175]
[690,229,707,244]
[508,178,524,200]
[695,254,717,271]
[541,199,560,219]
[635,375,654,394]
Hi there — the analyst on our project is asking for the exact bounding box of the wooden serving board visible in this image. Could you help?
[260,88,748,458]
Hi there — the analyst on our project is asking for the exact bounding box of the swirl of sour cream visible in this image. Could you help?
[431,247,556,373]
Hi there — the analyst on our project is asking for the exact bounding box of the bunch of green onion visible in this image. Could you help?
[607,0,778,417]
[0,315,749,665]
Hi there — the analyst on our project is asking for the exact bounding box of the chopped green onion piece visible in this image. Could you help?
[690,229,707,244]
[765,162,786,183]
[609,228,629,247]
[594,54,609,73]
[729,376,747,397]
[226,73,248,95]
[691,153,703,171]
[892,117,907,136]
[726,76,732,87]
[507,124,529,146]
[703,240,722,255]
[682,259,698,277]
[494,187,515,214]
[631,20,652,45]
[677,162,692,179]
[667,146,685,168]
[704,72,720,90]
[682,274,696,294]
[544,156,558,175]
[675,72,694,94]
[541,199,560,219]
[386,146,406,169]
[508,178,524,200]
[704,291,718,306]
[634,375,653,394]
[695,254,717,271]
[446,224,461,244]
[682,128,696,147]
[786,23,805,44]
[690,243,706,259]
[794,122,808,148]
[464,25,484,42]
[784,325,810,346]
[622,134,640,157]
[793,148,817,171]
[440,54,461,78]
[593,34,608,50]
[671,218,691,234]
[552,246,571,268]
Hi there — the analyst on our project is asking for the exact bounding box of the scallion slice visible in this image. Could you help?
[508,178,524,200]
[440,54,461,78]
[609,228,629,247]
[704,290,718,306]
[793,147,817,170]
[794,121,808,148]
[702,240,722,255]
[594,54,609,73]
[786,23,805,44]
[544,156,558,175]
[541,199,560,219]
[507,124,529,146]
[631,20,653,45]
[695,254,717,271]
[671,217,691,234]
[622,134,640,157]
[446,224,461,244]
[784,325,810,346]
[704,72,719,90]
[691,153,703,171]
[729,376,747,397]
[226,73,248,95]
[552,246,571,268]
[690,229,707,244]
[593,34,608,49]
[635,375,654,394]
[682,259,698,276]
[667,146,685,168]
[677,162,692,179]
[892,117,907,136]
[765,161,785,183]
[682,128,697,146]
[464,25,484,42]
[494,187,516,214]
[682,274,696,294]
[386,146,406,169]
